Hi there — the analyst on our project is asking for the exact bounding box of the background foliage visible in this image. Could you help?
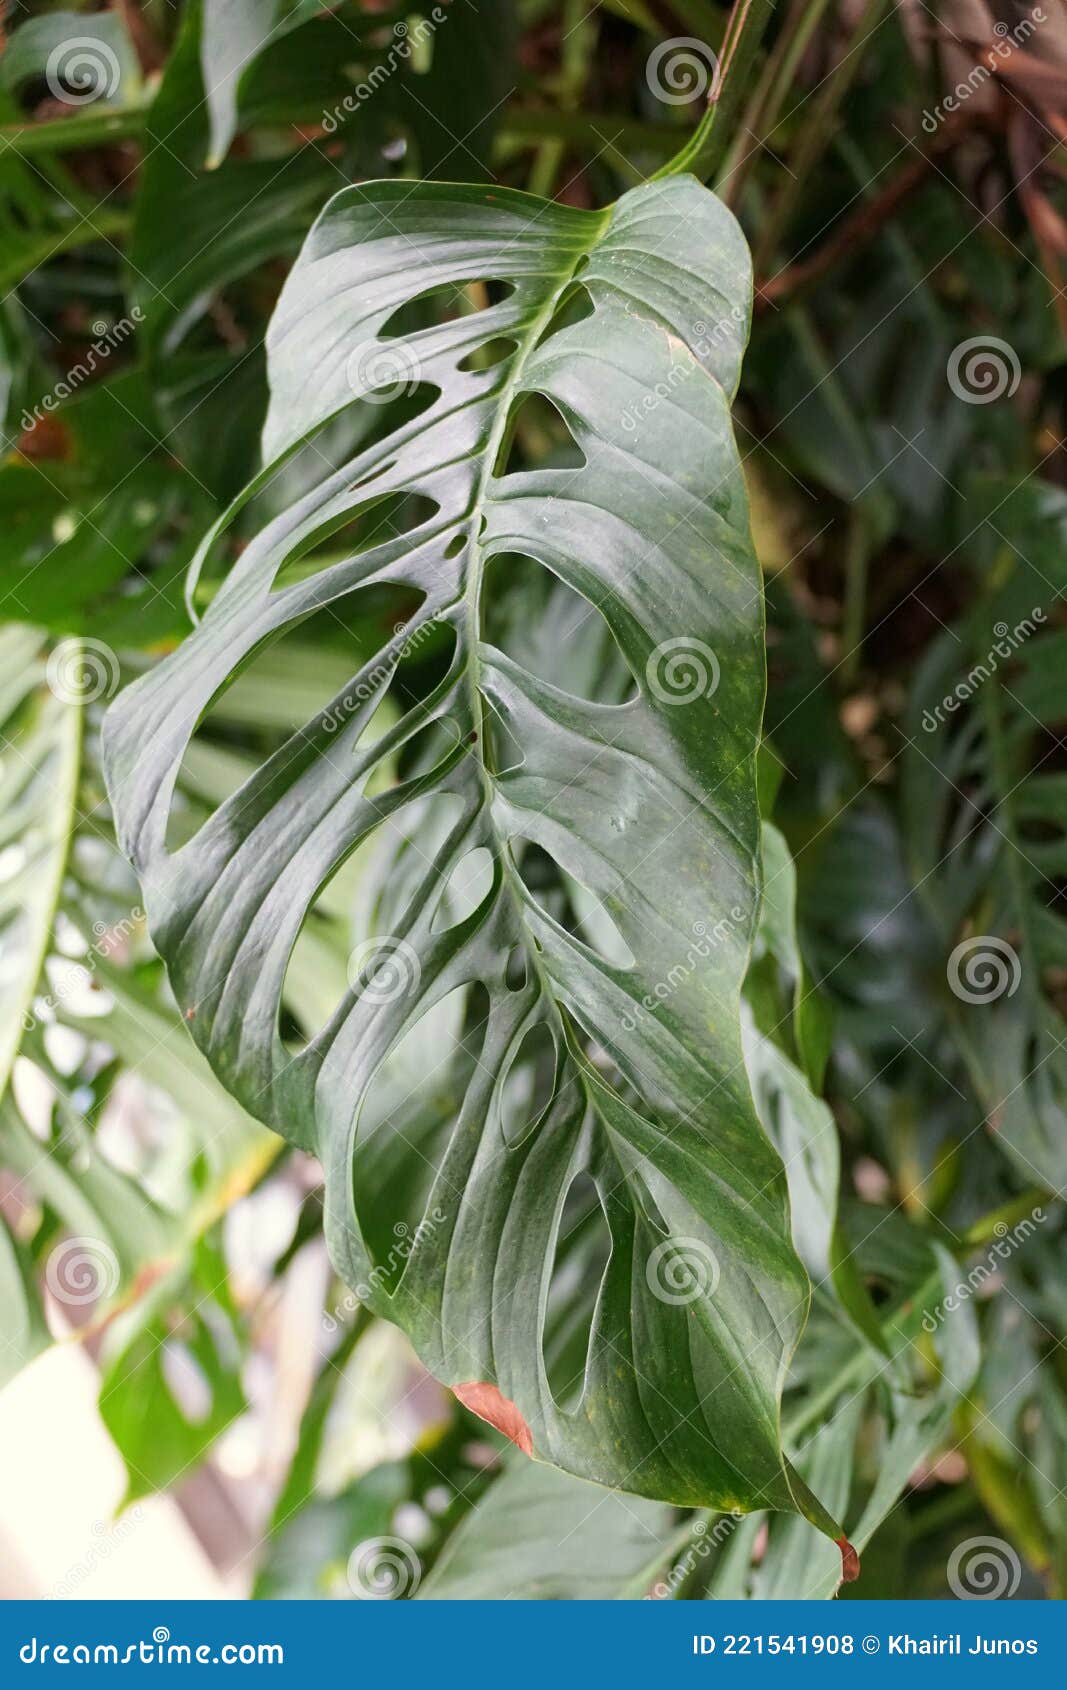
[1,0,1066,1600]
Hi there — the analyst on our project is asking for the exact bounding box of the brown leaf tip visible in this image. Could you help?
[453,1381,534,1456]
[836,1534,861,1583]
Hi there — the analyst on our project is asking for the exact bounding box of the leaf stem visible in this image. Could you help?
[652,0,777,184]
[752,0,890,275]
[718,0,834,200]
[0,104,149,157]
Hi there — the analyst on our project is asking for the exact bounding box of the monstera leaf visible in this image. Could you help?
[104,175,847,1546]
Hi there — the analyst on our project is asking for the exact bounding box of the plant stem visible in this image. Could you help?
[0,105,149,157]
[0,209,132,295]
[652,0,778,184]
[718,0,834,201]
[752,0,890,276]
[706,0,779,179]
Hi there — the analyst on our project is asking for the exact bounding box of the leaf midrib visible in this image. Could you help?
[460,208,611,1060]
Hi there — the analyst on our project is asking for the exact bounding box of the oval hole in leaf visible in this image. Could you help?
[457,337,518,373]
[377,279,517,341]
[543,1170,611,1411]
[431,846,495,934]
[499,1019,557,1149]
[280,788,467,1049]
[541,280,595,336]
[483,553,636,705]
[270,488,440,593]
[168,588,420,853]
[352,980,491,1285]
[510,834,634,972]
[495,392,586,476]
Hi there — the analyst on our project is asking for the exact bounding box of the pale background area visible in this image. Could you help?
[0,1344,231,1599]
[0,1204,444,1601]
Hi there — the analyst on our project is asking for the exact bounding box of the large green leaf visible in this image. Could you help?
[105,174,844,1540]
[418,1459,677,1599]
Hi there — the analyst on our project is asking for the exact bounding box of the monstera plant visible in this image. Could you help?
[103,164,851,1545]
[2,0,1064,1604]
